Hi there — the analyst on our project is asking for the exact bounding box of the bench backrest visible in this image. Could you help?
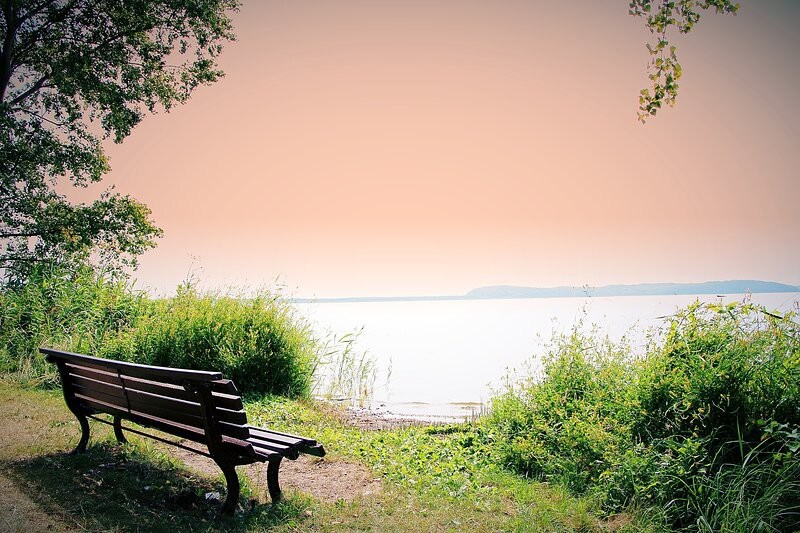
[41,348,251,446]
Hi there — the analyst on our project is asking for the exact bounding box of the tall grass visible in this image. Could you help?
[484,302,800,530]
[312,328,377,404]
[0,267,326,397]
[0,265,145,386]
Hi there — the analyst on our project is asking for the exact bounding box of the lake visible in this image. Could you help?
[294,292,800,420]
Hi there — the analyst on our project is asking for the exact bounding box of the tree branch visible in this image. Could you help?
[0,0,18,101]
[0,231,43,238]
[8,73,48,106]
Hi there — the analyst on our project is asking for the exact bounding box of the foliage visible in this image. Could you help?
[0,267,322,397]
[486,327,638,494]
[628,0,739,121]
[0,0,238,282]
[0,263,145,386]
[485,302,800,530]
[101,284,320,397]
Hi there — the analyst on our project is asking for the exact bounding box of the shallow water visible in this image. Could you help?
[296,292,800,419]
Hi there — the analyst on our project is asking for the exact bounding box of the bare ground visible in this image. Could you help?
[0,471,71,533]
[168,444,382,504]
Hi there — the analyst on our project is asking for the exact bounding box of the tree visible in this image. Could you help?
[0,0,238,285]
[629,0,739,122]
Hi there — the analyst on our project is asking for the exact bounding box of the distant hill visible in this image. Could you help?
[292,280,800,303]
[465,280,800,300]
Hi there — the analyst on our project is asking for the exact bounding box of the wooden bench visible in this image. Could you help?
[42,348,325,514]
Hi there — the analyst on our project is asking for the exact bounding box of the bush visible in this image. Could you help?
[0,267,321,397]
[635,302,800,449]
[484,302,800,530]
[633,303,800,529]
[101,285,318,397]
[486,327,637,494]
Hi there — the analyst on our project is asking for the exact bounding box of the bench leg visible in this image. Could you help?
[113,416,127,444]
[71,413,90,454]
[267,457,282,503]
[218,463,240,515]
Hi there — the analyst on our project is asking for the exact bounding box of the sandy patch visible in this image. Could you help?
[167,443,382,503]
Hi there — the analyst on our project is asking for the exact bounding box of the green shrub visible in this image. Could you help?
[486,327,637,494]
[635,302,800,450]
[1,267,322,397]
[632,302,800,529]
[484,302,800,530]
[100,285,319,397]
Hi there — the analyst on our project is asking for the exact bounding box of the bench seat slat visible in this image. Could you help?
[249,426,325,457]
[248,426,317,447]
[247,430,303,449]
[247,436,298,459]
[215,407,248,426]
[218,421,251,440]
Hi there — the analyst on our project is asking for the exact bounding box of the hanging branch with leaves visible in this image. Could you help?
[629,0,739,122]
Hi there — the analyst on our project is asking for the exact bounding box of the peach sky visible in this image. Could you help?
[98,0,799,297]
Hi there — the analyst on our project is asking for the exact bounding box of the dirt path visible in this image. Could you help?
[0,386,75,532]
[0,470,72,532]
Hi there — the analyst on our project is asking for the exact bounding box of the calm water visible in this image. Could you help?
[295,292,800,419]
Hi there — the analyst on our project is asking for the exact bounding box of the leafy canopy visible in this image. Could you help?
[629,0,739,122]
[0,0,238,284]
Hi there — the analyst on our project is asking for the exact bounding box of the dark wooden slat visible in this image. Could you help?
[248,436,298,459]
[74,393,128,417]
[212,379,238,394]
[215,407,247,425]
[126,391,204,428]
[218,421,251,440]
[220,435,267,463]
[247,430,302,449]
[249,426,316,446]
[66,364,123,387]
[41,348,223,383]
[74,389,128,412]
[69,374,126,400]
[125,410,207,444]
[127,389,201,412]
[122,375,195,402]
[212,392,244,411]
[72,386,127,415]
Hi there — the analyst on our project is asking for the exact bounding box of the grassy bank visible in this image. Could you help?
[0,383,633,532]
